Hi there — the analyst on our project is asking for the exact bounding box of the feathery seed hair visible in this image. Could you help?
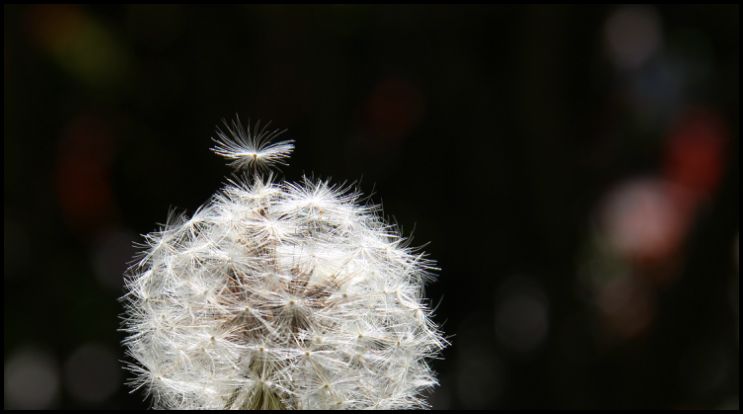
[121,116,447,409]
[210,117,294,171]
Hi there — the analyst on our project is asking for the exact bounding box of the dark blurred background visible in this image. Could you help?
[3,4,739,410]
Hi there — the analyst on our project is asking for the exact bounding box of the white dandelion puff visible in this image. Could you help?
[121,116,447,410]
[210,116,295,171]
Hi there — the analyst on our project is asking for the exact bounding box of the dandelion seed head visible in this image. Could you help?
[121,117,446,409]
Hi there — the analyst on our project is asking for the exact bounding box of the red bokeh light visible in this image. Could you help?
[55,115,116,234]
[663,108,728,205]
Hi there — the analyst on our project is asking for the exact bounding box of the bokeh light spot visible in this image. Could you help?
[55,115,116,233]
[494,277,549,353]
[455,342,503,408]
[92,227,138,291]
[364,77,425,148]
[64,343,121,405]
[604,6,662,70]
[4,347,60,409]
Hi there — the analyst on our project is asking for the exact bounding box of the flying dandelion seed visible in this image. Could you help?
[210,116,294,172]
[120,116,447,409]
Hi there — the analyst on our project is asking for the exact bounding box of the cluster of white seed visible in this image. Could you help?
[121,118,446,410]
